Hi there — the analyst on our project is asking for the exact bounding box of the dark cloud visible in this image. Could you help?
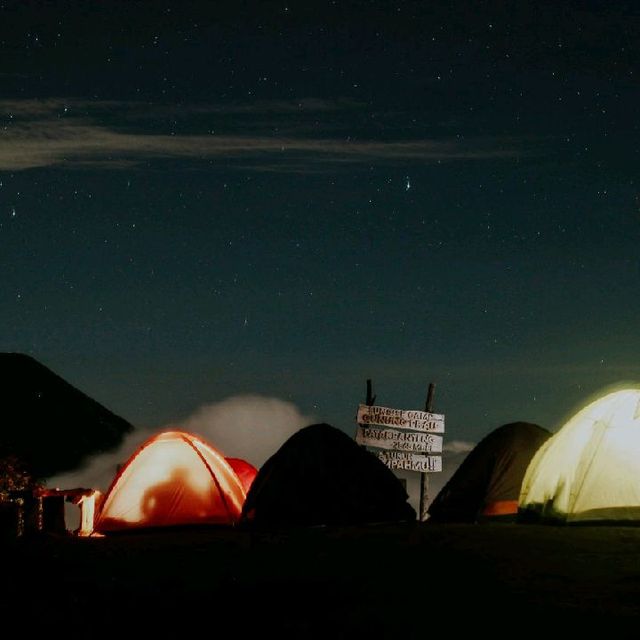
[0,98,522,172]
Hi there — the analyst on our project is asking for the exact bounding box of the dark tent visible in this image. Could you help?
[0,353,133,479]
[427,422,550,523]
[242,423,416,526]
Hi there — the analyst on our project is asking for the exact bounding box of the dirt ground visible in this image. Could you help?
[2,522,640,637]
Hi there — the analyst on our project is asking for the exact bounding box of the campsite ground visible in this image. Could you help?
[2,523,640,636]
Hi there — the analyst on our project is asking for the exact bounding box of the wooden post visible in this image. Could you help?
[357,379,376,448]
[425,383,435,413]
[419,383,436,521]
[366,378,376,406]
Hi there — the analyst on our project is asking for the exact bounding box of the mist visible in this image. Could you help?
[181,394,315,467]
[49,394,315,494]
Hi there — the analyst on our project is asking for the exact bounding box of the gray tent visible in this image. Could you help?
[428,422,550,523]
[242,423,416,527]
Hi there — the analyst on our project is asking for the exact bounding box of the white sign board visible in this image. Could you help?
[357,404,444,433]
[377,451,442,473]
[356,426,443,453]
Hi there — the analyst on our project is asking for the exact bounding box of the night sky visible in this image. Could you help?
[1,1,639,445]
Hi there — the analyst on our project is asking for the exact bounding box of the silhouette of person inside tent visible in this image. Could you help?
[141,467,212,527]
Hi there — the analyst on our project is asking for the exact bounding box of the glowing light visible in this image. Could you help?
[520,387,640,522]
[77,490,101,537]
[96,430,245,532]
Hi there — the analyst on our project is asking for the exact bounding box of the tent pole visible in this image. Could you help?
[419,382,436,521]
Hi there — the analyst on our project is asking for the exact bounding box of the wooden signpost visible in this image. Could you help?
[356,404,444,433]
[356,426,443,453]
[355,380,444,521]
[376,451,442,472]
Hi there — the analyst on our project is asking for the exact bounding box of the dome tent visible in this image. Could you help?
[241,423,415,526]
[96,430,245,533]
[519,389,640,523]
[428,422,550,523]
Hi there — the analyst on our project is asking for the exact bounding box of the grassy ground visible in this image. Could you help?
[2,522,640,636]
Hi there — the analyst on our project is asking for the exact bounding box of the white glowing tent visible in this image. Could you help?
[519,389,640,523]
[95,430,246,532]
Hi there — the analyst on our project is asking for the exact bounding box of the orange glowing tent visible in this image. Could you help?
[225,457,258,494]
[95,430,246,533]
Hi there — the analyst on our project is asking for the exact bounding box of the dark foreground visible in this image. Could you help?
[3,522,640,636]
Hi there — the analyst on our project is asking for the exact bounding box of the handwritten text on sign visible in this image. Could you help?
[356,426,443,453]
[377,451,442,473]
[357,404,445,433]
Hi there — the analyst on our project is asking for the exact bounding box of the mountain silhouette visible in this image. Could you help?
[0,353,133,478]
